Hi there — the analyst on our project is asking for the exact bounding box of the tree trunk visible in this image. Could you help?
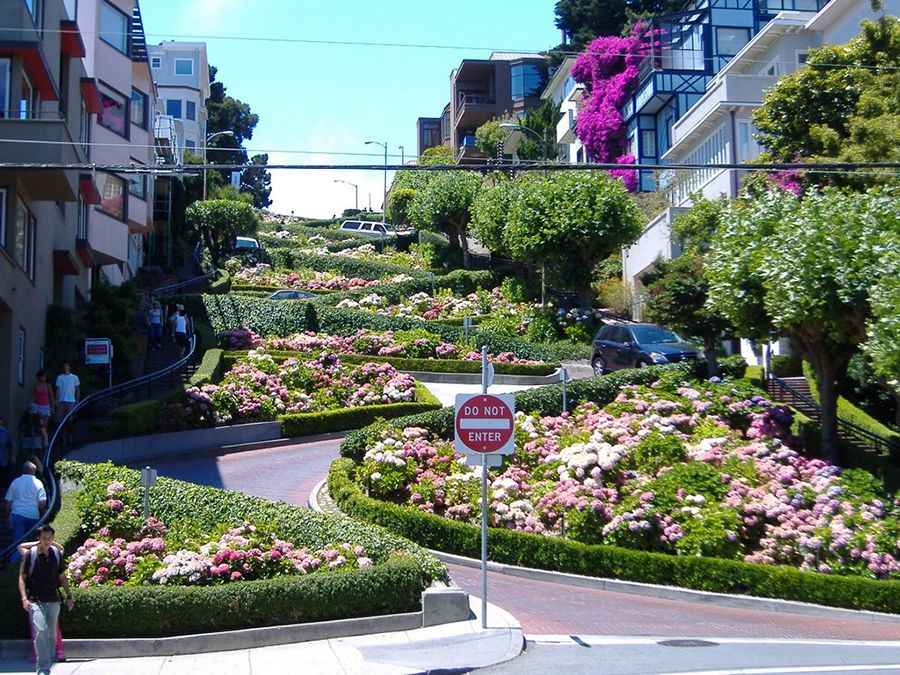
[704,336,720,378]
[811,356,842,465]
[459,225,470,270]
[894,389,900,430]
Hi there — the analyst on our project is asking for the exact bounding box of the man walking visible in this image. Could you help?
[5,462,46,563]
[19,525,73,675]
[54,364,79,446]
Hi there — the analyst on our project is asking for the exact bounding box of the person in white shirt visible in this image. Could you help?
[4,462,46,563]
[174,308,191,356]
[55,363,80,446]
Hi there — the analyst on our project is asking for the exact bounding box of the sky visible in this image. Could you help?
[141,0,560,218]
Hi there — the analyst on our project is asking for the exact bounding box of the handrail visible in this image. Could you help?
[1,334,198,562]
[151,272,215,297]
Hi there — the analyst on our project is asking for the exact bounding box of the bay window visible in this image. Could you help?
[97,172,126,221]
[98,85,128,138]
[130,88,148,129]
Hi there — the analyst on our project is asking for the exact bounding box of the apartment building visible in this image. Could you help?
[540,57,586,163]
[147,41,210,157]
[76,0,157,285]
[0,0,97,431]
[621,0,894,364]
[450,52,549,162]
[415,103,451,159]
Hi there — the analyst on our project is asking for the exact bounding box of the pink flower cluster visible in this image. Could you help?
[233,264,381,291]
[358,378,900,580]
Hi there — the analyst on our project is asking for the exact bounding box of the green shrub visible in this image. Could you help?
[436,269,495,295]
[208,269,232,294]
[717,355,748,380]
[328,456,900,615]
[269,248,422,281]
[771,354,803,378]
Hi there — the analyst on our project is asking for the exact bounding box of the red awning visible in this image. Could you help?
[60,21,86,58]
[75,240,95,268]
[0,44,58,101]
[80,78,102,115]
[54,250,79,276]
[79,176,101,205]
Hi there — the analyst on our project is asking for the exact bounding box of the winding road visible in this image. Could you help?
[152,437,900,641]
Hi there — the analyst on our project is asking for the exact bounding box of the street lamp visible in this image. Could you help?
[499,123,550,161]
[334,179,359,211]
[398,145,405,165]
[365,140,388,223]
[203,130,235,200]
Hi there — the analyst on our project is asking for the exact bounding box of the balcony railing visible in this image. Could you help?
[0,108,66,121]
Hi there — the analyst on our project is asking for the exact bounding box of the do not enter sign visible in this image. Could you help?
[454,393,515,456]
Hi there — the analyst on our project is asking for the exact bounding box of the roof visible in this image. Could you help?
[541,56,577,100]
[489,51,547,62]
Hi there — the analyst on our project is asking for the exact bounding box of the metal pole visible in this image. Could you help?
[355,185,359,211]
[383,143,388,223]
[562,368,568,415]
[142,467,150,520]
[541,264,546,308]
[480,344,489,630]
[202,167,207,200]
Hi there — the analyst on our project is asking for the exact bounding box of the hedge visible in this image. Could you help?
[231,284,331,295]
[328,459,900,614]
[49,461,444,638]
[224,350,558,377]
[279,382,442,437]
[208,269,232,294]
[268,248,425,281]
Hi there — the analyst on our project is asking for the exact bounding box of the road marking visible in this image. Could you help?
[660,665,900,675]
[525,635,900,648]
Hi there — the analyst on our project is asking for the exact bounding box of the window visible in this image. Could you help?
[166,99,182,119]
[128,163,146,200]
[96,172,126,221]
[738,121,763,162]
[25,0,41,26]
[641,130,657,158]
[100,1,129,54]
[76,195,88,240]
[19,72,38,120]
[130,88,147,129]
[0,58,9,119]
[150,56,161,69]
[175,59,194,76]
[14,197,36,280]
[186,100,196,121]
[796,50,809,66]
[342,222,360,230]
[0,188,6,247]
[59,54,70,117]
[185,139,196,152]
[98,85,128,137]
[716,27,750,56]
[511,63,546,100]
[761,60,779,77]
[79,98,90,154]
[16,327,25,386]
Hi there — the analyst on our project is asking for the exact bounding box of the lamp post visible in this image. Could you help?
[203,130,235,200]
[365,140,388,223]
[499,123,550,161]
[398,145,405,165]
[334,179,359,211]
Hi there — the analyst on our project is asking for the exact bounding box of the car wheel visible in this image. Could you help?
[591,358,606,376]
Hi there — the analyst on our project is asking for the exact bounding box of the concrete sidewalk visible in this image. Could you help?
[5,598,523,675]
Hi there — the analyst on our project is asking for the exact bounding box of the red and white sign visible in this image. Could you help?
[84,338,113,366]
[454,393,515,456]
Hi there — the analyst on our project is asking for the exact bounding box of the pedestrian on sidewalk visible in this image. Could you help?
[0,417,13,494]
[148,301,164,350]
[4,462,47,563]
[54,364,79,446]
[19,525,74,675]
[173,306,190,357]
[30,372,54,451]
[19,538,67,666]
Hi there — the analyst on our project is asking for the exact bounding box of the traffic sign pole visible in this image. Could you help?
[480,345,488,629]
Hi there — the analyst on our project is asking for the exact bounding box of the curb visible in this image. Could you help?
[433,550,900,625]
[407,368,562,386]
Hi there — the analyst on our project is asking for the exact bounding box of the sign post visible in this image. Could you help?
[140,466,157,520]
[463,316,472,341]
[454,346,515,629]
[84,338,113,389]
[560,367,569,414]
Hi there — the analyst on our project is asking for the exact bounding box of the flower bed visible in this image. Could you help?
[175,350,419,427]
[43,461,442,638]
[336,288,538,324]
[347,374,900,581]
[290,238,431,270]
[229,262,413,293]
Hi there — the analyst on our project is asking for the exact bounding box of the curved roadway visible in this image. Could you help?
[153,437,900,641]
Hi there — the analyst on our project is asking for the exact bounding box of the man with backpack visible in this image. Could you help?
[19,524,73,675]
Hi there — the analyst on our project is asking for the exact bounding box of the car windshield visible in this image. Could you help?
[236,237,257,248]
[631,325,682,344]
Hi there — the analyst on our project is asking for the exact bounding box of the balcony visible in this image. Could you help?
[0,111,80,200]
[88,210,129,265]
[154,114,183,164]
[557,108,577,145]
[455,93,498,129]
[457,135,486,162]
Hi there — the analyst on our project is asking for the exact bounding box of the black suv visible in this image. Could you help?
[591,322,700,375]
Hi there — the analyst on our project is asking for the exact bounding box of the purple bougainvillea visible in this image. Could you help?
[767,169,804,196]
[572,24,655,191]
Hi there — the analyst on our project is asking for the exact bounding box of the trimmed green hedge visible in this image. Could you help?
[279,382,442,438]
[231,284,331,295]
[51,461,443,638]
[224,350,557,377]
[269,248,424,281]
[208,270,232,294]
[328,459,900,614]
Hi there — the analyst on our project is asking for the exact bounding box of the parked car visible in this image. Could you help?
[233,236,265,264]
[234,236,261,252]
[268,289,317,301]
[591,322,700,375]
[339,221,416,239]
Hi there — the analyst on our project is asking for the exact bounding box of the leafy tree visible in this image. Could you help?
[407,171,483,268]
[753,16,899,188]
[475,119,507,158]
[552,0,682,57]
[470,174,516,255]
[387,187,417,226]
[473,171,643,300]
[208,184,253,204]
[515,99,563,161]
[705,187,900,464]
[863,244,900,414]
[182,151,224,207]
[205,65,272,207]
[185,199,259,265]
[420,145,453,165]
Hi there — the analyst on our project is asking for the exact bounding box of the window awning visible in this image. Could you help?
[79,175,102,204]
[0,43,58,100]
[60,21,86,58]
[80,78,102,115]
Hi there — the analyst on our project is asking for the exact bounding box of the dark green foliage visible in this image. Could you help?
[715,355,748,380]
[268,248,424,281]
[329,451,900,615]
[839,353,898,429]
[771,354,804,378]
[208,269,232,294]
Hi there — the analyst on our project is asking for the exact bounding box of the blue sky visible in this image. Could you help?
[141,0,560,217]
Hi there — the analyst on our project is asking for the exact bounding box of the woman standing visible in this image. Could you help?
[29,371,54,450]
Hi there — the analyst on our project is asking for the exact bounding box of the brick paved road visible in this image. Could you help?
[154,440,900,641]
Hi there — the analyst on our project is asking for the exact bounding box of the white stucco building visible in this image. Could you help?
[540,57,587,163]
[621,0,896,364]
[147,41,210,157]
